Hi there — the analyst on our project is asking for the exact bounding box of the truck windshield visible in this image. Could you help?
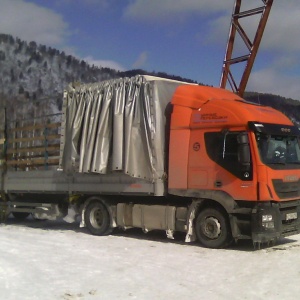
[256,133,300,165]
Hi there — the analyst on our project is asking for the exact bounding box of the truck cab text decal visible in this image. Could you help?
[193,113,228,123]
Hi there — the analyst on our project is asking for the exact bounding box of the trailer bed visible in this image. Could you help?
[2,170,157,195]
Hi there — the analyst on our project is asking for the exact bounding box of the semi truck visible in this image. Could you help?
[1,75,300,248]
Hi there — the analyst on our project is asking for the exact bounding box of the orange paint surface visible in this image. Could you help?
[168,85,297,202]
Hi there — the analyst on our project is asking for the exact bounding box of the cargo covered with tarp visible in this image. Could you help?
[60,75,190,182]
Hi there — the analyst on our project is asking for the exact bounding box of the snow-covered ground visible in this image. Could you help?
[1,217,300,300]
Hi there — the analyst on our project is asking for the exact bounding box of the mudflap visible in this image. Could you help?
[0,201,9,222]
[251,203,282,245]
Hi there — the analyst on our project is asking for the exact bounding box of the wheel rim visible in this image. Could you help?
[201,216,221,239]
[90,206,104,229]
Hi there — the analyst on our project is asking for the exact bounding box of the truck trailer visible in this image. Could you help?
[1,75,300,248]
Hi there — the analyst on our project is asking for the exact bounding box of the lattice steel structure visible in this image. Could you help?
[220,0,273,97]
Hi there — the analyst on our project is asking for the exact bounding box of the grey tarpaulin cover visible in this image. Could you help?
[60,75,188,182]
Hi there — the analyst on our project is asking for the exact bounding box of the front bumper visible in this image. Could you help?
[251,200,300,243]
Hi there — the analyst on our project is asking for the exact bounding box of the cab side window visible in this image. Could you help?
[204,131,252,180]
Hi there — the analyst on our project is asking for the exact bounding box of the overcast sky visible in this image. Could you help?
[1,0,300,100]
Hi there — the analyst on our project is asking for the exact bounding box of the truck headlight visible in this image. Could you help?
[262,214,274,229]
[262,221,275,229]
[262,215,273,222]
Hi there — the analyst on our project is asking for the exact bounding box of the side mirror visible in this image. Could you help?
[237,133,251,170]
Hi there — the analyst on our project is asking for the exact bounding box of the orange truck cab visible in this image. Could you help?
[168,84,300,247]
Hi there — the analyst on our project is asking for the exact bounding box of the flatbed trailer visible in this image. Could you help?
[1,75,300,249]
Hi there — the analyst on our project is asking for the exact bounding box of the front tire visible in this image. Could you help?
[84,200,111,236]
[195,207,232,249]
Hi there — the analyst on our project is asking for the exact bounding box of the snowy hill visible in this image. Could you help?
[0,34,121,119]
[0,34,198,120]
[0,33,299,125]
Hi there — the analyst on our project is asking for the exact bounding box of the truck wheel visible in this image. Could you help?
[195,207,232,249]
[12,212,30,220]
[84,200,111,236]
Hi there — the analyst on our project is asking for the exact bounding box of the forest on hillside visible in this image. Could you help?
[244,92,300,126]
[0,33,299,125]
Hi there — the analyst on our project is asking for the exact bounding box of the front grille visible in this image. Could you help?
[278,200,300,236]
[282,218,299,236]
[272,179,300,199]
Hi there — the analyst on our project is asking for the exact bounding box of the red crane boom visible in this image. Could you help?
[220,0,273,97]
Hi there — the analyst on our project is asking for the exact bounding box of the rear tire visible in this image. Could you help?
[195,207,232,249]
[84,200,111,235]
[12,212,30,220]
